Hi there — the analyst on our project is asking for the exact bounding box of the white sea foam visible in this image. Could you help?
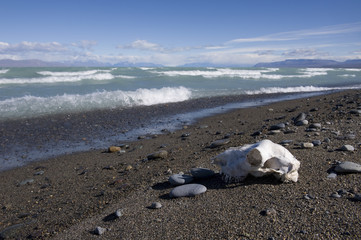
[0,69,115,84]
[154,68,280,79]
[154,67,337,79]
[244,85,361,95]
[344,68,361,72]
[0,86,192,119]
[0,69,9,74]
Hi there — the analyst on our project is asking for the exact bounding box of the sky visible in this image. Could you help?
[0,0,361,66]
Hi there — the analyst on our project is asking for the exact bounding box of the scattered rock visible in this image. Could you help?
[190,168,215,179]
[19,179,34,186]
[168,174,194,186]
[338,145,355,152]
[334,161,361,173]
[94,226,106,235]
[309,123,321,129]
[0,223,26,239]
[147,150,168,160]
[169,184,207,198]
[115,209,123,218]
[269,123,285,130]
[301,142,314,149]
[125,165,133,171]
[327,173,337,179]
[295,120,308,126]
[251,131,262,137]
[294,113,307,123]
[149,202,162,209]
[108,146,121,153]
[34,170,44,175]
[280,140,293,146]
[312,140,322,146]
[330,193,341,198]
[209,139,230,148]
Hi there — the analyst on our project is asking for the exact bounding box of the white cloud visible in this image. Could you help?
[0,41,68,53]
[71,40,97,50]
[119,40,164,52]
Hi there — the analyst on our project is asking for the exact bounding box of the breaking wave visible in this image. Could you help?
[0,69,115,84]
[0,69,9,74]
[153,67,341,79]
[244,85,360,95]
[0,86,192,120]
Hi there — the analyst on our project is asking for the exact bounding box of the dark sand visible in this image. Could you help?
[1,90,361,239]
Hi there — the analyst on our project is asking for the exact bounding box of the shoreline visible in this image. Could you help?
[1,89,361,239]
[0,90,337,172]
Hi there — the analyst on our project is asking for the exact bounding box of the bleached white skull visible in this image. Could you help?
[212,139,300,183]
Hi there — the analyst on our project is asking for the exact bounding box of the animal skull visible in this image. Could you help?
[212,139,300,183]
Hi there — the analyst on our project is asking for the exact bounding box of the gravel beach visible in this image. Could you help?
[1,89,361,239]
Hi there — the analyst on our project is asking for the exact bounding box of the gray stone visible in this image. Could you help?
[34,170,44,175]
[19,179,34,186]
[261,208,277,216]
[312,140,322,146]
[269,123,286,130]
[170,184,207,198]
[94,226,106,235]
[169,174,194,185]
[149,202,162,209]
[339,145,354,152]
[190,168,215,179]
[330,193,341,198]
[115,209,123,218]
[294,112,307,123]
[280,140,293,146]
[147,150,168,160]
[334,161,361,173]
[309,123,322,129]
[209,139,230,148]
[295,120,308,126]
[327,173,337,179]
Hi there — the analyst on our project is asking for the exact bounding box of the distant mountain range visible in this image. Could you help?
[1,58,360,68]
[254,59,361,68]
[0,59,163,68]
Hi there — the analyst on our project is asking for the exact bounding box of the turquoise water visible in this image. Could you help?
[0,67,361,120]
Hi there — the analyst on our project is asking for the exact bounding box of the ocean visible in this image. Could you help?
[1,67,361,170]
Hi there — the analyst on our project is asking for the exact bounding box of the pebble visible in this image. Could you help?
[294,112,307,123]
[115,209,123,218]
[339,145,354,152]
[169,174,194,185]
[327,173,337,179]
[149,202,162,209]
[312,140,322,146]
[147,150,168,160]
[301,142,314,149]
[19,179,34,186]
[309,123,322,129]
[350,109,361,114]
[330,193,341,198]
[108,146,121,153]
[169,184,207,198]
[94,226,106,235]
[280,140,293,146]
[269,123,285,130]
[334,161,361,173]
[209,139,230,148]
[190,168,215,179]
[34,170,45,175]
[295,120,308,126]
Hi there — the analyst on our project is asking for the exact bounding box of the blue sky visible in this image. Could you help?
[0,0,360,66]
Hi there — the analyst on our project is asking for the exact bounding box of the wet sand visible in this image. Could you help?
[1,89,361,239]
